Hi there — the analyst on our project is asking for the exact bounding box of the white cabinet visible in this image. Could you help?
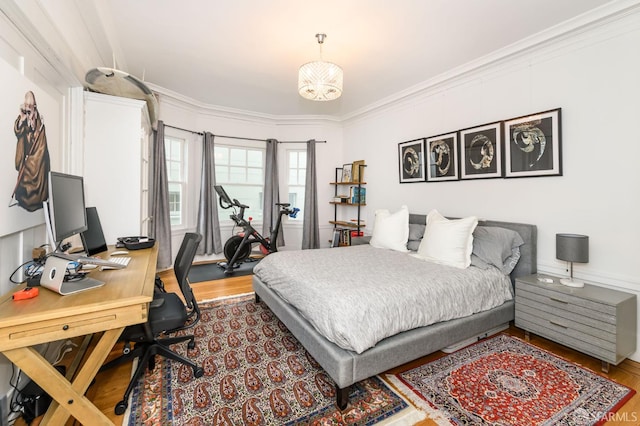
[83,92,151,245]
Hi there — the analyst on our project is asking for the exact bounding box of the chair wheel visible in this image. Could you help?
[188,340,195,350]
[115,400,128,415]
[194,367,204,378]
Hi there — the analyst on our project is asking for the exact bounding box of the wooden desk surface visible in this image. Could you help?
[0,245,158,351]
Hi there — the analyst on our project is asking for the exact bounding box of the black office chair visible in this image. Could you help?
[102,232,204,415]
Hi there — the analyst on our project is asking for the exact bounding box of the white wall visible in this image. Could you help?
[343,9,640,359]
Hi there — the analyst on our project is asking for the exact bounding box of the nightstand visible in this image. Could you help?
[515,274,637,372]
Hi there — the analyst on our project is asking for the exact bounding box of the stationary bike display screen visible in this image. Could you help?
[214,185,234,208]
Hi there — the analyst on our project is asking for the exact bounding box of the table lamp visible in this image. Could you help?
[556,233,589,288]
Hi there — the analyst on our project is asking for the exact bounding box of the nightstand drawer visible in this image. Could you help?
[515,313,617,363]
[515,282,616,318]
[516,308,616,351]
[515,291,617,334]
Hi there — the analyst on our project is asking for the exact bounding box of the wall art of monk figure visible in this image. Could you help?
[11,91,50,212]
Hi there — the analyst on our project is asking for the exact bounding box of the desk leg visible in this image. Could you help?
[4,327,124,426]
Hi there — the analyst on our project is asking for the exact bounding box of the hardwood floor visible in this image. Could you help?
[20,270,640,425]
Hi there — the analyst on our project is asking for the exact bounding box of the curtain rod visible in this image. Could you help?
[164,124,326,144]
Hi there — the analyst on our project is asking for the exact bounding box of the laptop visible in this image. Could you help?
[81,207,108,256]
[40,255,104,295]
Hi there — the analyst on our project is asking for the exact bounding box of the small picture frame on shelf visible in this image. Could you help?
[426,132,459,182]
[504,108,562,178]
[398,139,425,183]
[460,121,503,180]
[351,160,365,183]
[342,163,353,182]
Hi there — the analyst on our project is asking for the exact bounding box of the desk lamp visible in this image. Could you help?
[556,233,589,288]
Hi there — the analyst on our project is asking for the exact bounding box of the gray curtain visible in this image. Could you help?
[263,139,284,247]
[150,120,172,268]
[196,132,223,255]
[302,139,320,249]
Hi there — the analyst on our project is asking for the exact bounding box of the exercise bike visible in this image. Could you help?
[214,185,299,275]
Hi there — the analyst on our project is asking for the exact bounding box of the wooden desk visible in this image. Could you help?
[0,246,157,425]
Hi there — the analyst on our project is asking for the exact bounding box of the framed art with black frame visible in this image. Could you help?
[398,139,425,183]
[426,132,459,182]
[504,108,562,178]
[460,121,503,180]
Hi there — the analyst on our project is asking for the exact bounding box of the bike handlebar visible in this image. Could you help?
[288,207,300,218]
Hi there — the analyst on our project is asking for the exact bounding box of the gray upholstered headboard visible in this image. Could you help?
[408,213,537,281]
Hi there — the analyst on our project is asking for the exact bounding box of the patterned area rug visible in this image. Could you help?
[389,334,635,425]
[126,294,423,425]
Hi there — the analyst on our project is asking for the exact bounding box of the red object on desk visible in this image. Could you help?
[12,287,39,300]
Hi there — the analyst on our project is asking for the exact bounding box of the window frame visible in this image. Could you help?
[164,135,189,230]
[285,148,307,223]
[214,141,266,226]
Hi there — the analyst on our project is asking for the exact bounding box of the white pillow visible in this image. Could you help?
[369,205,409,252]
[415,209,478,268]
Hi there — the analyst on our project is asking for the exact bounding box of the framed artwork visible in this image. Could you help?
[341,163,352,182]
[460,122,503,180]
[351,160,365,183]
[504,108,562,178]
[426,132,459,182]
[1,58,61,237]
[398,139,425,183]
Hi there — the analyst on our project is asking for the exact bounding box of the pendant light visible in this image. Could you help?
[298,33,343,101]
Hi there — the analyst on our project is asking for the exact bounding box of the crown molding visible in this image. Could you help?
[341,0,640,123]
[150,82,341,125]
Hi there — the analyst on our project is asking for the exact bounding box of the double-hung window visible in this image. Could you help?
[165,136,188,227]
[214,144,265,223]
[287,149,306,220]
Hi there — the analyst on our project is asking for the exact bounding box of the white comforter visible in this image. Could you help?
[253,245,513,354]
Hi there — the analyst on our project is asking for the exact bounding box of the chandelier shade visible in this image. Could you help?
[298,33,343,101]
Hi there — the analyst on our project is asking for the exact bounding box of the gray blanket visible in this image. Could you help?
[253,245,513,353]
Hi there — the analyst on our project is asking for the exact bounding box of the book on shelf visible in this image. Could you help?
[340,229,352,246]
[349,187,366,204]
[331,228,353,247]
[331,229,341,248]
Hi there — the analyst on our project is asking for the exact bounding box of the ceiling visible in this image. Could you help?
[49,0,614,118]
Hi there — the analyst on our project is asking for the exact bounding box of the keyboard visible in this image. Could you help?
[55,253,130,269]
[101,256,131,269]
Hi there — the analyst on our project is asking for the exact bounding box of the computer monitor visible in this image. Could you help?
[44,172,88,250]
[81,207,108,256]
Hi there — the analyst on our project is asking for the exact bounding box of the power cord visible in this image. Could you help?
[8,244,50,285]
[53,340,77,366]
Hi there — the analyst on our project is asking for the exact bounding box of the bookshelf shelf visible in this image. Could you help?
[329,221,366,228]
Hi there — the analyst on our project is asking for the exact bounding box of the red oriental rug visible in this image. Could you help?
[389,334,635,425]
[126,294,423,425]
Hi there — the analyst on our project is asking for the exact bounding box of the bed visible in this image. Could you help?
[252,211,537,409]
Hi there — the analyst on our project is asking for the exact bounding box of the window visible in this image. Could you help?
[215,145,265,222]
[165,136,188,227]
[287,149,306,219]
